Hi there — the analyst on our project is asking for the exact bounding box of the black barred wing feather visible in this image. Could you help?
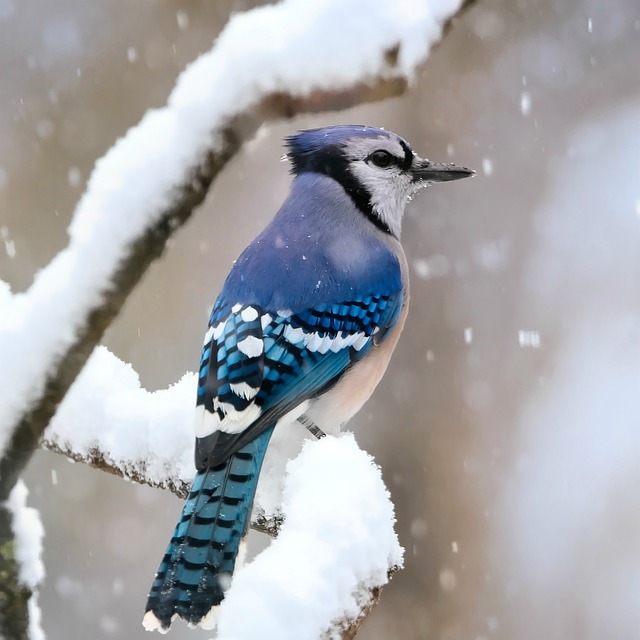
[198,304,264,418]
[194,291,403,468]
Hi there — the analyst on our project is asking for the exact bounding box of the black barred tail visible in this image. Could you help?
[144,426,274,631]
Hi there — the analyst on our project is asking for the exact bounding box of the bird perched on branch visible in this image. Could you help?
[143,125,473,632]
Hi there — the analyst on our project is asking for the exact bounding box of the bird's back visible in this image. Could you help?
[217,172,403,316]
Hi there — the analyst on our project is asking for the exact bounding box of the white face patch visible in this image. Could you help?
[349,162,412,237]
[342,135,417,238]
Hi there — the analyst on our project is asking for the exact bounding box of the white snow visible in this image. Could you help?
[67,166,82,188]
[496,105,640,638]
[412,254,450,279]
[45,346,309,524]
[216,434,403,640]
[6,480,45,640]
[1,226,16,258]
[7,481,44,589]
[45,347,195,490]
[176,11,189,31]
[438,568,456,592]
[0,0,463,634]
[0,0,464,455]
[255,408,313,518]
[28,595,45,640]
[517,329,540,348]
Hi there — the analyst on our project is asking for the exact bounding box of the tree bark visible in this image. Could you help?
[0,505,30,638]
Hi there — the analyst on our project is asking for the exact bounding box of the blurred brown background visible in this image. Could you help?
[2,0,640,638]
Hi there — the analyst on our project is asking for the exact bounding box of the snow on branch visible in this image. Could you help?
[44,349,403,638]
[41,346,288,535]
[216,435,403,640]
[0,481,45,639]
[0,0,472,503]
[43,347,195,498]
[0,0,475,636]
[5,482,45,640]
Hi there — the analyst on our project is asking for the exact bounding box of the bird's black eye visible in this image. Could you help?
[368,150,395,168]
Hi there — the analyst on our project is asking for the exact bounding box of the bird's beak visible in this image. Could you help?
[411,157,475,184]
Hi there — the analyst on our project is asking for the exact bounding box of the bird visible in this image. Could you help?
[143,125,473,632]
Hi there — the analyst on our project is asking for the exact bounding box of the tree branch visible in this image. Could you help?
[211,435,404,640]
[0,0,471,501]
[0,506,30,638]
[41,437,286,537]
[1,0,478,637]
[42,439,190,497]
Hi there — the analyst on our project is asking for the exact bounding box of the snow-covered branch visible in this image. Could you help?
[215,435,403,640]
[0,483,45,640]
[42,348,195,497]
[43,348,402,637]
[40,346,289,535]
[0,0,476,636]
[0,0,471,497]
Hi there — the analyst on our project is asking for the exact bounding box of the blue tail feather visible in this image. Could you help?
[145,426,274,629]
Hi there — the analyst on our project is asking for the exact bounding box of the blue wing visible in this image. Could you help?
[194,291,403,469]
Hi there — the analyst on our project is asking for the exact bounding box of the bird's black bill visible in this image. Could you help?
[411,159,475,183]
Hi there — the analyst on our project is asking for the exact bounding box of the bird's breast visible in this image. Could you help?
[306,292,409,433]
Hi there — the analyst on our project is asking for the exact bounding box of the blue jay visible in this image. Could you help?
[143,125,473,631]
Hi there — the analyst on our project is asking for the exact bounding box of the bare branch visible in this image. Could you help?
[328,579,386,640]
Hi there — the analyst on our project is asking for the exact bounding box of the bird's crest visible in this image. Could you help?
[285,125,397,175]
